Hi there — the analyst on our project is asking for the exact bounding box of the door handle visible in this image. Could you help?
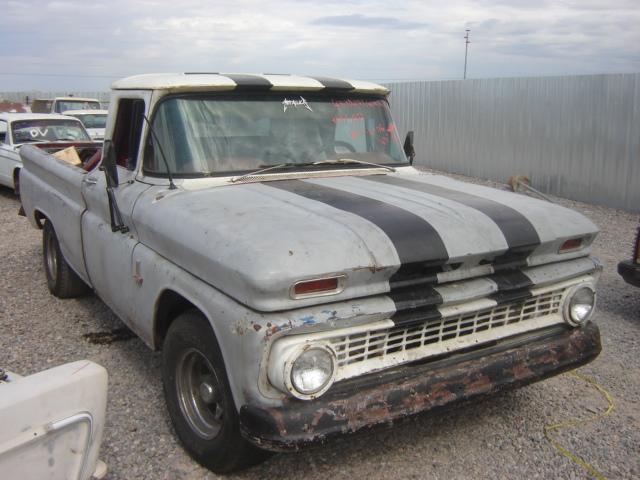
[84,177,98,185]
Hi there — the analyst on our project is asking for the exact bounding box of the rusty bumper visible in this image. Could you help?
[240,323,601,451]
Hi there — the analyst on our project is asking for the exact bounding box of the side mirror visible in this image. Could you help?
[100,139,119,188]
[403,131,416,165]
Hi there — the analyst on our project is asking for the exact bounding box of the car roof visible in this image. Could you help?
[111,73,389,95]
[33,97,101,103]
[0,113,82,122]
[62,109,108,115]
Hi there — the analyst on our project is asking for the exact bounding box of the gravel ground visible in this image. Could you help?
[0,172,638,480]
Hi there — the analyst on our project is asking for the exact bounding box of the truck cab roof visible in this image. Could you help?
[111,73,390,95]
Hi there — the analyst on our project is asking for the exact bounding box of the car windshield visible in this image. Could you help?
[54,100,100,113]
[72,114,107,129]
[145,93,407,176]
[11,119,91,143]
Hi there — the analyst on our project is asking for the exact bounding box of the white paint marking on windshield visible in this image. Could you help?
[282,96,313,113]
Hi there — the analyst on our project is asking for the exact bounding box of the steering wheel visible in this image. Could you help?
[333,140,357,153]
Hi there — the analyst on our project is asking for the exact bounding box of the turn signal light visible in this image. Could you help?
[291,275,345,298]
[559,237,583,253]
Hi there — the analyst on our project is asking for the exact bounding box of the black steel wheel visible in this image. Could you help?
[42,220,90,298]
[162,310,271,473]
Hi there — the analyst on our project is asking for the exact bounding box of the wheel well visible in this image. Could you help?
[34,210,47,229]
[13,168,20,195]
[154,290,199,349]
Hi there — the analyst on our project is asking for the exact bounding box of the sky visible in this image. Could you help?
[1,0,639,91]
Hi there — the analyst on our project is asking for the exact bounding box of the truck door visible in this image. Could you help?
[81,93,151,326]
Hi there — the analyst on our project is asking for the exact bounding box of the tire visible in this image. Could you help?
[13,168,20,197]
[162,311,271,473]
[42,220,90,298]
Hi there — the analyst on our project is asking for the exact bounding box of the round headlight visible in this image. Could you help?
[566,286,595,326]
[290,347,335,396]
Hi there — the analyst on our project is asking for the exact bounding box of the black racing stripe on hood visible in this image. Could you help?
[223,74,273,89]
[489,270,533,304]
[362,176,541,253]
[490,270,533,290]
[264,179,449,271]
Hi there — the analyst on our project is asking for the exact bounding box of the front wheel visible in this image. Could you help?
[42,220,90,298]
[162,311,271,473]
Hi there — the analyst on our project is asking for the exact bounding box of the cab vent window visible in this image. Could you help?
[112,99,145,170]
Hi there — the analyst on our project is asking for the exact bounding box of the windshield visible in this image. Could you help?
[145,93,407,176]
[54,100,101,113]
[72,113,107,129]
[11,119,91,144]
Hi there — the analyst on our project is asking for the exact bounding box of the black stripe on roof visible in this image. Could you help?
[223,74,273,89]
[362,176,541,255]
[309,76,355,91]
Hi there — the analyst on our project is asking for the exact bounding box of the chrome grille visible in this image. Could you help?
[330,288,564,367]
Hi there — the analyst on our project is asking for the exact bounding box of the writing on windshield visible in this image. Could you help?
[12,119,90,144]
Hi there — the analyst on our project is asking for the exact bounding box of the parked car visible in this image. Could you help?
[618,224,640,287]
[0,360,108,479]
[19,73,603,473]
[31,97,101,114]
[63,109,108,141]
[0,113,99,194]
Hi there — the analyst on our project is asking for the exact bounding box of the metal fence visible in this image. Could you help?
[385,74,640,212]
[0,91,110,107]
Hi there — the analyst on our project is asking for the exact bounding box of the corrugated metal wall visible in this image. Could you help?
[385,74,640,212]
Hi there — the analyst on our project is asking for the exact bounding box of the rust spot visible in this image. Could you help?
[352,264,386,273]
[253,324,262,332]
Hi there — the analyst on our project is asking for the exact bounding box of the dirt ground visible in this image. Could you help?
[0,173,638,480]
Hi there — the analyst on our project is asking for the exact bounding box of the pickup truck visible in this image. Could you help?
[31,97,102,114]
[19,73,603,473]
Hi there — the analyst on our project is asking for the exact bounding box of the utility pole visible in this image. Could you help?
[463,29,470,79]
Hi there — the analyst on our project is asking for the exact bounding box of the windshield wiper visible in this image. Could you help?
[313,158,396,172]
[230,163,304,183]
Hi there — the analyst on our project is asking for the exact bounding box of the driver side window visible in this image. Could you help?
[0,120,7,144]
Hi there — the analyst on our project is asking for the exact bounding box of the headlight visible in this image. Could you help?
[268,342,337,400]
[564,285,596,326]
[290,347,335,395]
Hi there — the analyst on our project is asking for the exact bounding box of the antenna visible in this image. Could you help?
[464,29,471,79]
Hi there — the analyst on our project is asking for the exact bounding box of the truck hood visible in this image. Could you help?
[132,170,598,311]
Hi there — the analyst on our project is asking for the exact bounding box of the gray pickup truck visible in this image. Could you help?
[19,73,602,473]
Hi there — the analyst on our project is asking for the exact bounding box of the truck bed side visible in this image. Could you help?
[20,144,92,284]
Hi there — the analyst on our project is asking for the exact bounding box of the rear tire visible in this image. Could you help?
[42,220,90,298]
[162,311,271,473]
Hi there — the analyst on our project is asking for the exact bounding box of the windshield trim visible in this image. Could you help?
[141,91,405,179]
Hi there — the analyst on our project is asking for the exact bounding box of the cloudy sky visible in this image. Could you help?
[1,0,638,91]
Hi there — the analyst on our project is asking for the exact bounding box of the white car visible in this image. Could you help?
[63,110,108,141]
[0,113,92,193]
[0,361,108,480]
